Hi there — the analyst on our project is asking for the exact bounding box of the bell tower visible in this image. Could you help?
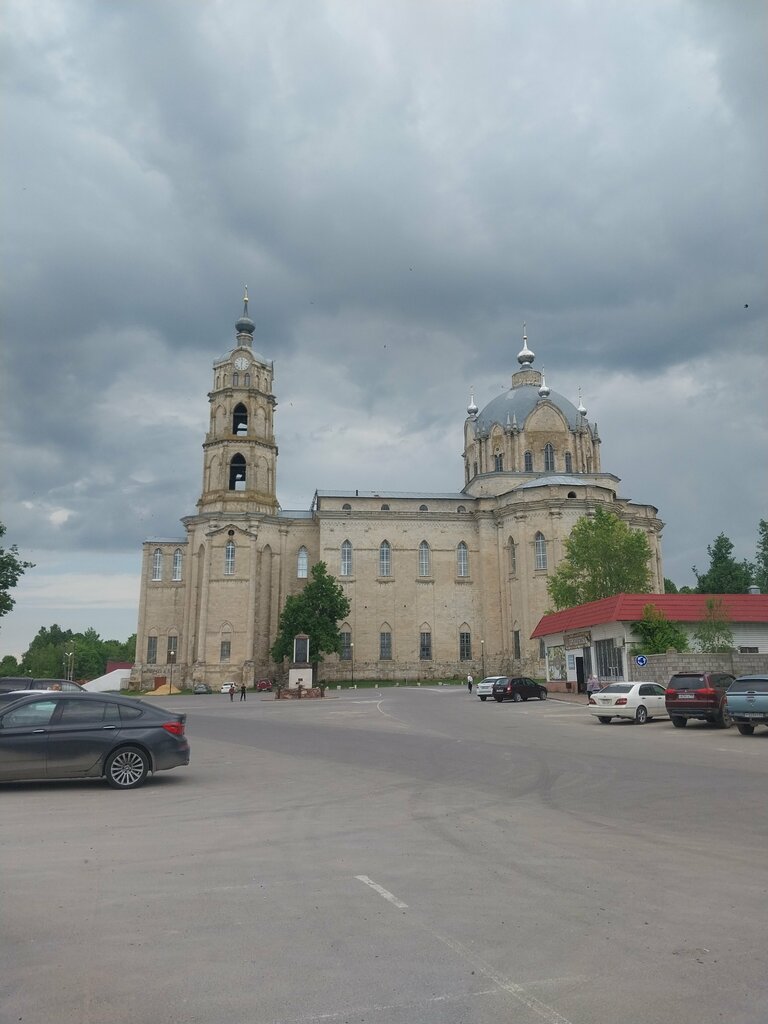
[197,290,279,515]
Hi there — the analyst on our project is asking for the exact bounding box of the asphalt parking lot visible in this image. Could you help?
[2,686,766,1024]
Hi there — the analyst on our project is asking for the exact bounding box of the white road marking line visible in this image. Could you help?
[425,927,575,1024]
[354,875,409,908]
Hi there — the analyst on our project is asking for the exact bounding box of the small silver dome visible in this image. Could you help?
[538,372,550,398]
[467,392,479,418]
[517,323,535,366]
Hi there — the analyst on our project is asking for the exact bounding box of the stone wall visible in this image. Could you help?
[630,652,768,684]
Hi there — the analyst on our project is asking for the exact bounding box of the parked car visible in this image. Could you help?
[665,671,735,728]
[0,691,189,789]
[193,683,212,694]
[726,675,768,735]
[0,677,84,693]
[475,676,500,701]
[589,681,668,724]
[220,682,236,694]
[493,677,547,702]
[255,679,272,692]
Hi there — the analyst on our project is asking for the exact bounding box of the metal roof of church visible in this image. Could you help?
[315,490,471,500]
[532,593,768,637]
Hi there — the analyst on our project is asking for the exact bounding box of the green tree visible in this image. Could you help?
[663,577,678,593]
[693,533,753,593]
[271,562,351,672]
[692,598,735,653]
[0,522,34,621]
[547,507,654,610]
[0,654,21,677]
[754,519,768,594]
[631,603,689,654]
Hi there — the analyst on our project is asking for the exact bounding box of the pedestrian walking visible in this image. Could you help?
[586,675,600,700]
[239,682,247,701]
[467,673,474,694]
[229,683,235,701]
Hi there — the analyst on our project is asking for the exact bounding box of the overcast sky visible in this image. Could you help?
[1,0,766,659]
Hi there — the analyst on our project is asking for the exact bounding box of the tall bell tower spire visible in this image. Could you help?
[196,292,279,515]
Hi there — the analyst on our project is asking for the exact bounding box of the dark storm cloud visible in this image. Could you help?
[1,0,766,655]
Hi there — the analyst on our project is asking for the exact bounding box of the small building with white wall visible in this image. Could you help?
[531,593,768,693]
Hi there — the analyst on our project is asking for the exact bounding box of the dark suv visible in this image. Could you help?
[492,676,548,702]
[665,672,735,728]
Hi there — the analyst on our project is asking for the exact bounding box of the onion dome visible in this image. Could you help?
[538,372,550,399]
[235,287,255,336]
[467,392,478,419]
[517,323,535,366]
[577,388,587,417]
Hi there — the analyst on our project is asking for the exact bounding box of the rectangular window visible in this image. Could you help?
[514,630,521,660]
[340,631,352,660]
[379,544,391,577]
[146,636,157,664]
[595,638,623,680]
[419,632,432,660]
[167,636,178,661]
[379,631,392,660]
[341,542,352,577]
[418,543,431,577]
[457,543,469,577]
[539,638,546,659]
[220,640,231,663]
[459,632,472,661]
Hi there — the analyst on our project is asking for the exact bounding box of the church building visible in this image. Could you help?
[132,297,664,689]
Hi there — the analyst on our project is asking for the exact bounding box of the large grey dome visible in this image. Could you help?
[475,385,585,432]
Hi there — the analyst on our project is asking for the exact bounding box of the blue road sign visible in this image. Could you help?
[635,655,648,667]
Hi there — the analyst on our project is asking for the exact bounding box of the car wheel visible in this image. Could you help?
[106,746,150,789]
[521,695,529,701]
[494,696,503,702]
[538,689,547,700]
[480,695,487,701]
[671,716,687,728]
[716,705,733,729]
[635,705,648,724]
[737,723,755,736]
[513,692,522,702]
[598,716,612,724]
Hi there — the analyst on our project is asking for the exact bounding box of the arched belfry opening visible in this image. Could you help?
[229,453,246,491]
[233,403,248,435]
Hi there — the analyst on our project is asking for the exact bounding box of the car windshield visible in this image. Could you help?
[669,676,704,689]
[600,684,632,693]
[728,677,768,693]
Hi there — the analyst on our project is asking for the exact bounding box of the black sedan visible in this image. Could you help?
[0,691,190,789]
[492,676,548,702]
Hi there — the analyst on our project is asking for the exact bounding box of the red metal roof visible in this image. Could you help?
[531,594,768,638]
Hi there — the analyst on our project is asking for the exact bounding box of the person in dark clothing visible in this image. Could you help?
[239,682,247,701]
[229,683,235,701]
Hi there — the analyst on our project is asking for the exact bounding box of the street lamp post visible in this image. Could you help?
[350,642,355,685]
[480,639,485,680]
[65,650,75,681]
[168,650,176,693]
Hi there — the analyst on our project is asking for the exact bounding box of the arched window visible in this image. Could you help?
[220,625,232,663]
[233,403,248,435]
[534,532,547,571]
[342,503,352,511]
[457,541,469,577]
[380,504,390,511]
[172,549,183,581]
[216,375,221,388]
[419,628,432,660]
[379,541,391,577]
[568,491,577,499]
[151,548,163,581]
[544,443,555,472]
[418,541,431,577]
[457,505,467,513]
[229,453,246,490]
[233,372,239,387]
[341,540,353,577]
[494,453,504,472]
[524,451,533,472]
[565,451,573,473]
[244,373,251,387]
[508,537,516,575]
[224,540,236,575]
[297,546,308,579]
[419,504,428,513]
[459,629,472,661]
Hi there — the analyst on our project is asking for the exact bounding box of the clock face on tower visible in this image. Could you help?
[233,357,249,371]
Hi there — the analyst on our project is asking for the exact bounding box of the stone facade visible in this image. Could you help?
[132,304,664,690]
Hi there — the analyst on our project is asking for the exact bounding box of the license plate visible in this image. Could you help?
[598,699,611,705]
[740,712,765,719]
[677,694,695,699]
